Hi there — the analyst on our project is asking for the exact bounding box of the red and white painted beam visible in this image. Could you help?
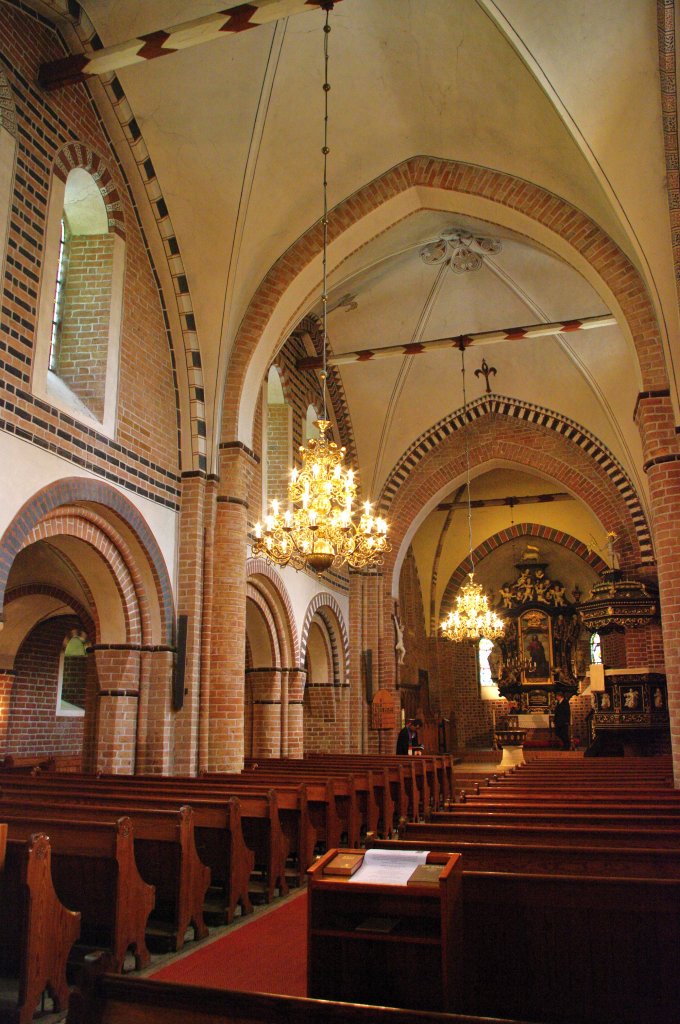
[296,313,617,370]
[39,0,340,90]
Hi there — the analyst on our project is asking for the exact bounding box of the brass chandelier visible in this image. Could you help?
[440,349,504,643]
[252,3,390,576]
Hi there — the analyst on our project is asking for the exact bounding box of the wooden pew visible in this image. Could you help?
[457,796,680,815]
[0,832,81,1024]
[1,814,154,972]
[97,774,314,886]
[460,871,680,1023]
[303,752,452,815]
[0,797,210,951]
[368,835,680,878]
[0,781,256,924]
[399,819,680,849]
[430,807,680,829]
[66,958,540,1024]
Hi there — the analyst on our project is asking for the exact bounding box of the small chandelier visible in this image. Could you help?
[252,3,390,576]
[440,349,504,643]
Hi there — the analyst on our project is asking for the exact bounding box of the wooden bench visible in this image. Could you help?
[303,752,453,814]
[368,835,680,878]
[399,818,680,849]
[0,796,210,952]
[66,959,541,1024]
[430,807,680,829]
[0,831,81,1024]
[1,814,154,972]
[0,781,255,924]
[460,870,680,1023]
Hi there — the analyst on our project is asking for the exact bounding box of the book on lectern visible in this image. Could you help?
[406,863,444,886]
[324,852,364,876]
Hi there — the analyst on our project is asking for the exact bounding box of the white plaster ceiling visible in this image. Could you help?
[68,0,676,605]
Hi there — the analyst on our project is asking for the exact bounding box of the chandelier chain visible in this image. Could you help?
[462,348,473,573]
[321,5,331,421]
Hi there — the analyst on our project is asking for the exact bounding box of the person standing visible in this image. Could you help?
[553,692,571,750]
[396,717,422,755]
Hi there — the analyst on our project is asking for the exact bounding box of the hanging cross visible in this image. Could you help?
[474,357,497,393]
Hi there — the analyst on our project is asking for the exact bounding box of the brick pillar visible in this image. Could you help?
[634,391,680,784]
[90,646,141,773]
[136,649,174,773]
[247,668,282,758]
[0,669,15,757]
[174,472,208,774]
[286,667,306,758]
[206,444,258,771]
[349,570,391,754]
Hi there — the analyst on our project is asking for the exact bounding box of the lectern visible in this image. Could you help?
[307,848,462,1012]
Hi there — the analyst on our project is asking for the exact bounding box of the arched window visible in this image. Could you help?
[34,162,124,436]
[590,631,602,665]
[56,632,88,717]
[478,636,494,687]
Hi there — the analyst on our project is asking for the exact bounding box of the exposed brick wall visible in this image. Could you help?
[267,403,290,506]
[4,615,84,758]
[56,233,114,421]
[0,4,180,505]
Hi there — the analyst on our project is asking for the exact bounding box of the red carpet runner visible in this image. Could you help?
[150,891,308,996]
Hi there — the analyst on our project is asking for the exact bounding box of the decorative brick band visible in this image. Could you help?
[252,699,282,705]
[98,689,139,698]
[219,440,260,463]
[300,592,349,684]
[53,142,126,238]
[380,394,653,566]
[633,389,671,422]
[643,453,680,471]
[89,643,174,652]
[217,495,249,507]
[440,523,610,614]
[0,70,17,137]
[246,559,300,663]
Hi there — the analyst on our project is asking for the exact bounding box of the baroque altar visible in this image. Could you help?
[492,545,582,712]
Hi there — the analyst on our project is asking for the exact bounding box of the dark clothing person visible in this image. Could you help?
[553,693,571,750]
[396,719,420,755]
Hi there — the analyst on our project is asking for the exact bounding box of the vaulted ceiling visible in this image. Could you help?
[47,0,678,619]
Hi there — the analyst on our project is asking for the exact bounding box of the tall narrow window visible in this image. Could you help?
[589,631,602,665]
[478,636,494,687]
[49,217,69,372]
[34,160,124,437]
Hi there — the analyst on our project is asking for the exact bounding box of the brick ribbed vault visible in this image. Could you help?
[381,394,652,567]
[223,155,668,448]
[381,410,651,597]
[440,523,609,617]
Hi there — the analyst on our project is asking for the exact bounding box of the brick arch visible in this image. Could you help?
[0,478,174,643]
[300,592,349,681]
[383,412,650,597]
[245,559,300,664]
[382,395,652,566]
[246,581,282,667]
[21,513,142,645]
[53,142,126,239]
[0,71,17,138]
[223,155,667,446]
[440,523,609,615]
[4,583,97,642]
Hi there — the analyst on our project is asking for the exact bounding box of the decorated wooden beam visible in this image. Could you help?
[296,313,616,370]
[436,492,574,511]
[38,0,340,91]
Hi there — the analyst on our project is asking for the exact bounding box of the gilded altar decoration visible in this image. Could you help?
[493,545,581,707]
